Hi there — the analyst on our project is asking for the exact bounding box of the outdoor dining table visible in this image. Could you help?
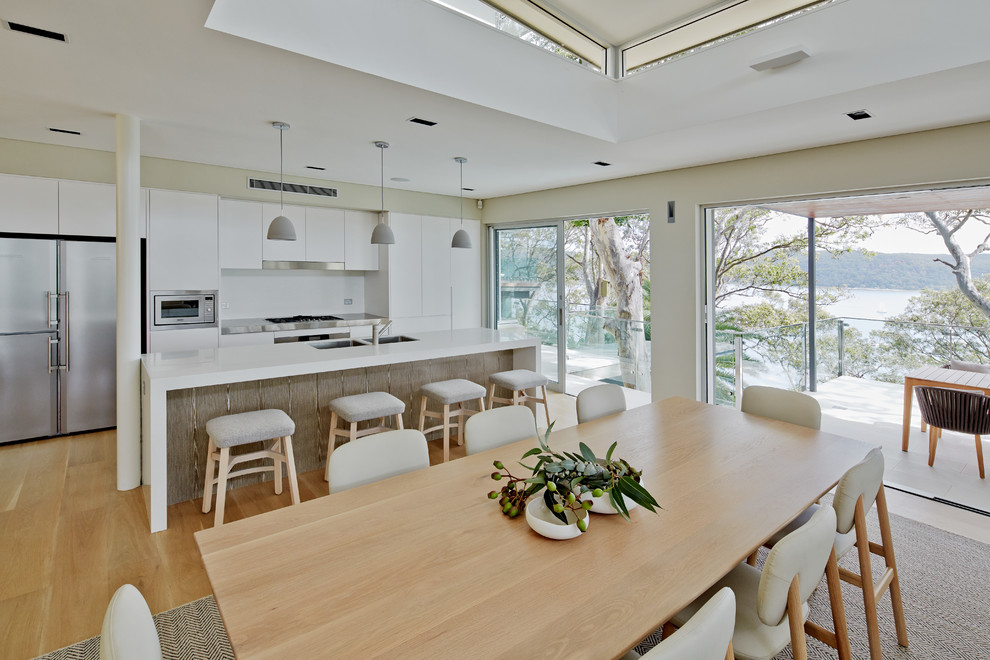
[901,365,990,451]
[195,396,872,659]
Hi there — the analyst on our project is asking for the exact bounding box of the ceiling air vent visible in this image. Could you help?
[407,117,437,126]
[593,161,612,167]
[49,127,81,135]
[248,178,337,198]
[6,21,66,42]
[846,109,872,120]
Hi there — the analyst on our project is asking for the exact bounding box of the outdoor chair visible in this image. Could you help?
[914,385,987,478]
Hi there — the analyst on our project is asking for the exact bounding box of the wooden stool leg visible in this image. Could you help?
[455,403,464,446]
[512,389,520,405]
[876,488,908,647]
[853,497,882,660]
[272,437,284,495]
[326,411,339,481]
[787,576,808,660]
[396,413,404,430]
[746,550,758,566]
[541,385,551,426]
[976,434,986,479]
[825,547,851,660]
[725,640,734,660]
[214,447,231,527]
[350,421,358,443]
[928,426,938,467]
[418,395,427,433]
[488,383,495,409]
[202,436,217,513]
[442,403,451,463]
[478,396,486,412]
[283,435,300,505]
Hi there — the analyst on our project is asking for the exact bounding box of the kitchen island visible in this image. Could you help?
[140,328,541,532]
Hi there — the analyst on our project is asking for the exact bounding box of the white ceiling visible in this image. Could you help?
[0,0,988,200]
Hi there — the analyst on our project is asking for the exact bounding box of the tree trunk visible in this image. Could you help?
[589,218,647,389]
[926,211,990,317]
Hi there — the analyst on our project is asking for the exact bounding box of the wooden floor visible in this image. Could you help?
[1,392,985,659]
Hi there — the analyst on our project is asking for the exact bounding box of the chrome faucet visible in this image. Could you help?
[372,319,392,345]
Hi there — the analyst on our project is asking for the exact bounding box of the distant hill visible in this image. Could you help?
[802,252,990,289]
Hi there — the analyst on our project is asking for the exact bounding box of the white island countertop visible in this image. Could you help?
[141,328,540,390]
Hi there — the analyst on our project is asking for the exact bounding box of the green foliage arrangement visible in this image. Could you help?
[486,424,660,532]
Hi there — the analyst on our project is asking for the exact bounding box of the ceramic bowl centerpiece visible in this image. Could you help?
[486,424,660,539]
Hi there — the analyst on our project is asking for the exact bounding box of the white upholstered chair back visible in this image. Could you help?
[100,584,162,660]
[741,385,822,430]
[464,405,538,455]
[576,383,627,424]
[758,506,836,627]
[640,587,735,660]
[832,447,884,535]
[327,429,430,494]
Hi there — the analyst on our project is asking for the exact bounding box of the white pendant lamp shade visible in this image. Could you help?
[268,121,297,241]
[371,141,394,245]
[451,156,472,249]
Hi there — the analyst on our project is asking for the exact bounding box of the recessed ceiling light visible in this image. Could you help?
[749,47,809,71]
[593,161,612,167]
[390,177,410,182]
[49,127,81,135]
[407,117,437,127]
[846,109,872,120]
[305,165,325,171]
[6,21,66,42]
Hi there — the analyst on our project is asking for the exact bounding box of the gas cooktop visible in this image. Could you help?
[265,315,342,324]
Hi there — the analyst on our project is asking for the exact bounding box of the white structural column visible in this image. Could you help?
[116,114,142,490]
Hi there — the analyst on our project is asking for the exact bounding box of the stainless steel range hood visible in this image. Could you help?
[262,260,345,270]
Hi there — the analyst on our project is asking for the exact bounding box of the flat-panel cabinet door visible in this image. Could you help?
[421,215,451,316]
[262,204,306,262]
[219,332,274,347]
[388,213,422,318]
[58,180,115,237]
[305,207,345,263]
[220,199,263,269]
[0,174,59,235]
[344,210,379,271]
[451,218,482,328]
[148,327,219,353]
[147,190,220,291]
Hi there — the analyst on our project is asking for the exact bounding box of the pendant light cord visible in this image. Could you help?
[279,126,284,211]
[381,144,385,213]
[459,160,464,226]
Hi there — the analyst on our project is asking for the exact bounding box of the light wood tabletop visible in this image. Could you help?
[195,396,872,660]
[901,365,990,451]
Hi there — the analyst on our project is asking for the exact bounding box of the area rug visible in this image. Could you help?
[35,503,990,659]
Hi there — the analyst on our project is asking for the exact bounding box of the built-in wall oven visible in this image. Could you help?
[150,290,217,329]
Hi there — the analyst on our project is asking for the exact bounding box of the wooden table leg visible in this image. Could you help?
[902,379,913,452]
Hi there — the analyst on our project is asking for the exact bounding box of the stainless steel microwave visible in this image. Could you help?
[151,290,218,329]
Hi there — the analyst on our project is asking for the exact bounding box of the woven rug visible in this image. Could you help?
[35,504,990,659]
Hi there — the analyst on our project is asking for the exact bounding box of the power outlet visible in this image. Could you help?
[344,298,353,305]
[221,302,230,309]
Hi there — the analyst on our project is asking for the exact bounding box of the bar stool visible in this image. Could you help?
[417,379,486,463]
[202,408,300,528]
[325,391,405,480]
[488,369,551,427]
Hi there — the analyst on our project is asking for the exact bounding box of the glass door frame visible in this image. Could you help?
[489,221,567,393]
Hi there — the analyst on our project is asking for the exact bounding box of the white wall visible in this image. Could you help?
[220,270,366,319]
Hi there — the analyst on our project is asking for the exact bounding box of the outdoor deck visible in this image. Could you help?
[812,376,990,514]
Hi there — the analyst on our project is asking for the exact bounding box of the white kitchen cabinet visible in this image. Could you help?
[220,199,263,269]
[0,174,59,234]
[148,327,219,353]
[421,215,452,317]
[147,189,220,291]
[58,180,115,237]
[388,213,423,318]
[219,331,274,347]
[262,203,306,262]
[344,210,380,270]
[305,207,346,263]
[450,218,482,328]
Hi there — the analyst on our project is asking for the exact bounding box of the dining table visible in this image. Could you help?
[901,364,990,451]
[195,396,873,659]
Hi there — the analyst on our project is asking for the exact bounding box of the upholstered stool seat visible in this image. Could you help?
[202,409,300,527]
[325,391,406,480]
[417,379,486,462]
[488,369,551,426]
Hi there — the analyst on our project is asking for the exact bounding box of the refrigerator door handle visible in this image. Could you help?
[49,337,59,373]
[47,291,58,328]
[59,291,70,371]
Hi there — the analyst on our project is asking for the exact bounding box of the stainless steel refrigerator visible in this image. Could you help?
[0,237,116,444]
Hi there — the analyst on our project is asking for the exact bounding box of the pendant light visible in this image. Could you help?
[267,121,297,241]
[451,156,472,249]
[370,140,395,245]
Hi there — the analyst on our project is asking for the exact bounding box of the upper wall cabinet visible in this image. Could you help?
[450,218,482,329]
[305,207,345,263]
[262,203,306,262]
[344,210,380,271]
[388,213,423,319]
[58,180,116,237]
[421,215,452,317]
[219,199,263,269]
[0,174,59,235]
[147,189,219,291]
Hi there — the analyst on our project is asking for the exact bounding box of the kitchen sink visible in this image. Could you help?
[309,339,369,350]
[375,335,419,344]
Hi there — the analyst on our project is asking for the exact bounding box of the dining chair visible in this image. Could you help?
[576,383,627,424]
[463,405,538,455]
[914,385,987,478]
[764,447,907,660]
[327,429,430,494]
[670,506,837,660]
[740,385,821,430]
[623,587,735,660]
[100,584,163,660]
